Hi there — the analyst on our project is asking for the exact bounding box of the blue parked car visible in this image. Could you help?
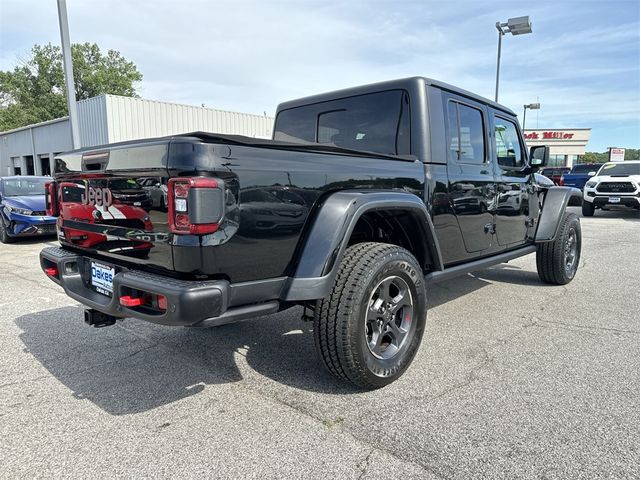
[0,176,57,243]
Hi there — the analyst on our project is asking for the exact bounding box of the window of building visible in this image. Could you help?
[39,155,51,176]
[447,102,485,164]
[548,155,567,167]
[10,157,21,176]
[494,117,523,168]
[25,155,35,176]
[275,90,411,156]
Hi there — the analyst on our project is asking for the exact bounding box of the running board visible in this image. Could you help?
[425,245,537,284]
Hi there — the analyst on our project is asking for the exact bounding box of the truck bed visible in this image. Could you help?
[52,132,424,281]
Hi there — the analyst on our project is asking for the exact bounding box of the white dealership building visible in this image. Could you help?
[0,94,274,177]
[523,128,592,168]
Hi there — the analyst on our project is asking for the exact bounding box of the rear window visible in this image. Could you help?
[274,90,411,156]
[571,164,597,174]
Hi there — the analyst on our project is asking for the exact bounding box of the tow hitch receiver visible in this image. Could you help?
[84,309,118,328]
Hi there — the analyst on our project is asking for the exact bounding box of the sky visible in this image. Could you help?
[1,0,639,152]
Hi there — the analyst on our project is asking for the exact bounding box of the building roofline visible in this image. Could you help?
[0,116,70,136]
[102,93,272,119]
[523,128,592,131]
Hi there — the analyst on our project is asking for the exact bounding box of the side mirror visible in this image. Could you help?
[588,171,596,177]
[529,145,549,168]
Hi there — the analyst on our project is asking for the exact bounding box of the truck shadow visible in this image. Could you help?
[15,305,356,415]
[15,264,539,415]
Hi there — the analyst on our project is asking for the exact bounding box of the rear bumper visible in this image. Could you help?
[40,246,280,327]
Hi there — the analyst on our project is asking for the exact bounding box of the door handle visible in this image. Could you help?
[484,223,496,234]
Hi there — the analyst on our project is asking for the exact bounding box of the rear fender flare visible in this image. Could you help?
[285,191,443,301]
[535,186,582,242]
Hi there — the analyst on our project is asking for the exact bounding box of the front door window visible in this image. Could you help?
[494,118,524,169]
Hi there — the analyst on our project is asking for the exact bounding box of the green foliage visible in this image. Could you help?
[581,152,607,164]
[624,148,640,160]
[582,148,640,163]
[0,43,142,131]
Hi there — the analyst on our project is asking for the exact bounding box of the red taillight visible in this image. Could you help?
[44,266,58,277]
[157,295,167,311]
[119,295,147,307]
[45,182,59,216]
[167,177,223,235]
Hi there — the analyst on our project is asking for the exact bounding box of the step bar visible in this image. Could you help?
[425,245,537,284]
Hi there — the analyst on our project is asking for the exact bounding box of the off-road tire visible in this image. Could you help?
[582,201,595,217]
[314,242,427,389]
[536,212,581,285]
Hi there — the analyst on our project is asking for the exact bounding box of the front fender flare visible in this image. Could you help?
[535,186,582,242]
[284,191,443,301]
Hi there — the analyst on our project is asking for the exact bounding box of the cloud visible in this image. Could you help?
[1,0,638,150]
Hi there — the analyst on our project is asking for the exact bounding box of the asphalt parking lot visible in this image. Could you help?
[1,207,638,479]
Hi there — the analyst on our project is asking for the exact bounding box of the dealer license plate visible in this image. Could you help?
[91,262,114,296]
[609,197,620,203]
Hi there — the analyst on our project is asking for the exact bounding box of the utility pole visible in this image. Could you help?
[57,0,81,149]
[495,25,503,103]
[522,103,540,130]
[494,17,532,103]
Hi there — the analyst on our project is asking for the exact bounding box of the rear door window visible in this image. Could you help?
[446,101,486,164]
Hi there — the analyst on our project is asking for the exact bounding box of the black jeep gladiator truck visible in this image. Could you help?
[41,77,583,388]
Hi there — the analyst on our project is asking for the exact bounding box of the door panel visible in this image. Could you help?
[491,113,530,247]
[444,96,496,257]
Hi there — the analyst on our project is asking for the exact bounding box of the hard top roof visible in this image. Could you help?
[276,76,516,116]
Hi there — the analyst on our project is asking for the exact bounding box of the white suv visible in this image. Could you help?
[582,160,640,216]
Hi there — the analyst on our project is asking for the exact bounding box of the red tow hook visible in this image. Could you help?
[119,295,147,307]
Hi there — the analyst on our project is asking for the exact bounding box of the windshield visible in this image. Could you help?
[597,163,640,176]
[1,177,48,197]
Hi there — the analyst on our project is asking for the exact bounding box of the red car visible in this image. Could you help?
[58,182,154,256]
[540,167,571,185]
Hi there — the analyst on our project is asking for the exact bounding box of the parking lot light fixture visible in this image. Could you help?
[495,16,533,102]
[523,102,541,130]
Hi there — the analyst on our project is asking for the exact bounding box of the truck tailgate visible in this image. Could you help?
[54,141,174,272]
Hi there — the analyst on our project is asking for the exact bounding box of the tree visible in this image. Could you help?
[581,152,600,164]
[0,43,142,131]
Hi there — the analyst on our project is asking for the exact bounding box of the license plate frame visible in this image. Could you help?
[608,197,621,204]
[90,261,115,297]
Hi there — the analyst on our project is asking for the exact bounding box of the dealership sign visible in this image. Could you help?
[609,147,625,162]
[524,131,574,140]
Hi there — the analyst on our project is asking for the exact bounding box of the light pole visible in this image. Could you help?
[495,16,533,103]
[522,102,540,130]
[57,0,81,149]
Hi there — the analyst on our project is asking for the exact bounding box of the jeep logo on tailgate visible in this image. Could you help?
[82,186,113,211]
